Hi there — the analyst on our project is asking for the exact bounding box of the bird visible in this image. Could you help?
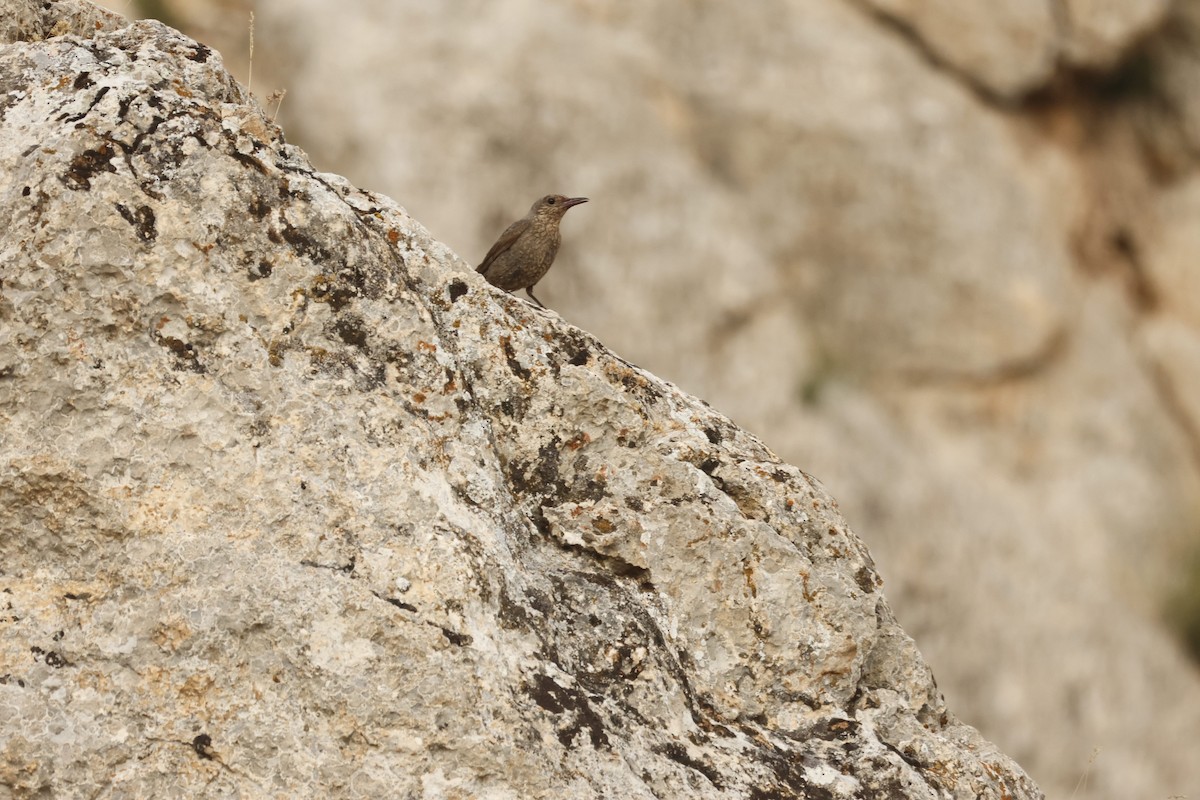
[476,194,588,308]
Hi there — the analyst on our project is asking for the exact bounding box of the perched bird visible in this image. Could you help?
[476,194,588,308]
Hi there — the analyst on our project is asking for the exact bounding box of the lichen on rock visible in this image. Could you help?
[0,2,1042,798]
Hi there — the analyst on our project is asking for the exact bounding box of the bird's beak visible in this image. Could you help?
[562,197,589,209]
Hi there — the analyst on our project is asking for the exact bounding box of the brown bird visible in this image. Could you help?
[476,194,588,308]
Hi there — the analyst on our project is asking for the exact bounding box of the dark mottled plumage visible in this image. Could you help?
[476,194,588,308]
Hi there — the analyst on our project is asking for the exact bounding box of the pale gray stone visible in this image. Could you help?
[860,0,1169,96]
[44,1,1200,798]
[0,4,1042,799]
[858,0,1059,97]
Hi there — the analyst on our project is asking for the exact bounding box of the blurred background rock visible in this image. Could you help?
[95,0,1200,797]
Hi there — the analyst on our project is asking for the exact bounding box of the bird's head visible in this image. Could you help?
[531,194,588,218]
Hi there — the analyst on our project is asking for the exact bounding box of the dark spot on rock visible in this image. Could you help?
[526,673,610,750]
[569,348,591,366]
[154,333,205,374]
[653,743,723,788]
[192,733,216,760]
[616,369,663,408]
[21,186,30,196]
[448,280,468,302]
[747,744,841,800]
[332,314,369,350]
[496,587,536,632]
[703,426,722,445]
[52,631,64,642]
[63,142,116,190]
[624,496,644,512]
[248,260,273,280]
[372,591,416,613]
[697,458,720,476]
[0,674,26,688]
[43,651,68,668]
[500,336,531,381]
[73,72,94,90]
[299,556,356,574]
[299,481,308,490]
[498,396,531,421]
[809,717,859,741]
[439,626,472,647]
[62,86,109,124]
[186,44,212,63]
[282,225,334,263]
[115,203,157,242]
[854,565,878,593]
[249,196,271,219]
[526,588,554,619]
[609,559,651,584]
[231,151,269,174]
[309,274,357,312]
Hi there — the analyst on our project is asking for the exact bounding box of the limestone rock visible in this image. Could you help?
[1060,0,1170,69]
[859,0,1059,97]
[81,1,1200,799]
[0,3,1041,798]
[860,0,1169,96]
[0,0,122,42]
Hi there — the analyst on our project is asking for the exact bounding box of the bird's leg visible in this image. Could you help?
[525,287,546,308]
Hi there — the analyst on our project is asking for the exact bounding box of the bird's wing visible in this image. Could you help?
[477,217,531,274]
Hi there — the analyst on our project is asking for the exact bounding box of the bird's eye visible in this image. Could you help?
[546,196,557,204]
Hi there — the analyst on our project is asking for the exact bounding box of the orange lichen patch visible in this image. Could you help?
[75,668,116,694]
[592,517,616,533]
[742,563,758,597]
[800,570,815,602]
[442,376,457,393]
[179,672,215,700]
[825,719,853,736]
[564,432,591,450]
[412,392,426,404]
[387,229,400,244]
[153,618,194,653]
[416,341,437,354]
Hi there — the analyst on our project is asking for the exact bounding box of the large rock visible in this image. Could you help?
[860,0,1169,97]
[200,4,1200,797]
[859,0,1059,97]
[0,3,1041,798]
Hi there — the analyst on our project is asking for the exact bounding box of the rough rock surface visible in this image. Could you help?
[860,0,1169,97]
[0,4,1042,798]
[23,0,1200,796]
[189,3,1200,797]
